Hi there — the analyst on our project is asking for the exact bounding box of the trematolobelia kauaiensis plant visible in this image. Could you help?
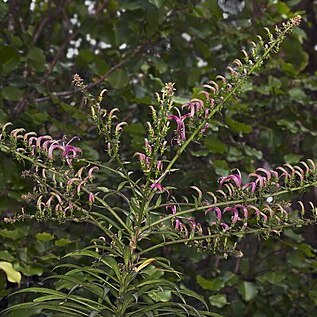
[0,15,314,317]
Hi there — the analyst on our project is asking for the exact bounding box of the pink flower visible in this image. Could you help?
[88,193,95,205]
[88,166,99,180]
[46,136,82,165]
[135,152,150,169]
[183,99,204,117]
[166,205,177,215]
[218,174,242,188]
[205,207,222,222]
[224,207,240,224]
[242,182,257,193]
[168,113,190,144]
[150,182,165,192]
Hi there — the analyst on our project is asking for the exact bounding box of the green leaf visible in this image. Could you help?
[288,87,306,100]
[284,229,304,243]
[172,96,190,104]
[0,46,17,64]
[212,160,229,176]
[277,118,298,133]
[0,229,24,240]
[204,136,227,153]
[27,47,46,72]
[35,232,54,242]
[244,146,263,160]
[0,261,21,284]
[0,250,15,262]
[1,86,24,101]
[209,294,228,308]
[55,238,72,247]
[258,271,286,285]
[226,117,252,134]
[283,154,302,164]
[196,275,224,291]
[107,69,129,89]
[148,290,172,302]
[27,47,46,63]
[0,46,20,73]
[238,281,258,301]
[17,265,44,277]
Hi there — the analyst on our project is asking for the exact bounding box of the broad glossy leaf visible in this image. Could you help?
[0,261,21,284]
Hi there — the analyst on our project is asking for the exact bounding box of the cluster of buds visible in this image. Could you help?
[73,74,126,157]
[1,123,82,166]
[216,160,316,200]
[1,123,101,220]
[34,164,99,219]
[167,205,202,237]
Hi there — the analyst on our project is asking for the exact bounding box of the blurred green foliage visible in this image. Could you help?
[0,0,317,315]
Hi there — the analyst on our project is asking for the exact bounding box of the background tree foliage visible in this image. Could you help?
[0,0,317,315]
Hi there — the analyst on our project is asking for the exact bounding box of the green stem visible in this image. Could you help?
[139,218,315,256]
[0,143,132,234]
[142,180,317,232]
[157,21,295,185]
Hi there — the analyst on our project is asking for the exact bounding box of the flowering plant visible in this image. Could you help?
[1,16,314,316]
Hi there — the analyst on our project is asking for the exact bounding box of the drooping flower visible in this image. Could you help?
[60,137,82,165]
[150,182,165,192]
[242,182,257,193]
[88,166,99,180]
[168,112,191,144]
[223,207,240,224]
[183,99,204,117]
[205,207,222,222]
[218,173,242,188]
[88,192,95,205]
[135,152,150,170]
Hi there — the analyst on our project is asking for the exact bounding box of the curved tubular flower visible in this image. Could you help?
[234,204,249,220]
[115,122,128,133]
[77,180,87,196]
[36,135,53,148]
[242,182,257,193]
[276,166,291,180]
[284,163,295,177]
[66,177,81,189]
[156,160,163,171]
[307,159,316,173]
[23,132,37,142]
[248,173,265,188]
[10,128,25,139]
[48,142,64,159]
[263,204,275,218]
[218,174,242,188]
[220,223,230,231]
[166,204,177,215]
[42,139,55,151]
[255,168,272,182]
[87,166,99,179]
[248,205,261,220]
[205,207,222,222]
[150,181,166,192]
[168,113,190,144]
[224,207,240,224]
[183,99,204,117]
[270,170,279,180]
[46,192,63,208]
[28,136,38,147]
[62,145,82,159]
[88,192,95,205]
[299,161,310,175]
